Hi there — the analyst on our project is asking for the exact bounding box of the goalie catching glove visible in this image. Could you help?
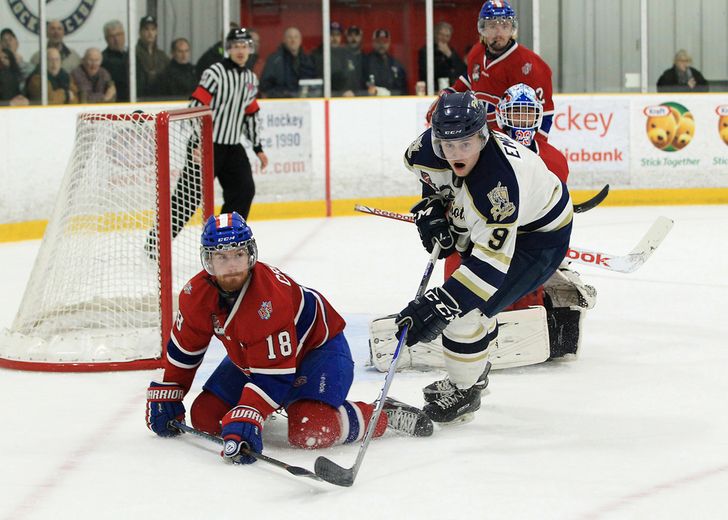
[411,196,456,259]
[220,405,264,465]
[146,381,186,437]
[397,287,461,346]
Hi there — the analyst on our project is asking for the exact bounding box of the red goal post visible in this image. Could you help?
[0,107,215,372]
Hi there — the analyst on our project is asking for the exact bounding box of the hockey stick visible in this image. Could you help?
[169,420,323,482]
[314,244,442,487]
[353,204,673,274]
[573,184,609,213]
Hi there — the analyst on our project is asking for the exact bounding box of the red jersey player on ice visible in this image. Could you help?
[431,0,554,143]
[146,212,432,464]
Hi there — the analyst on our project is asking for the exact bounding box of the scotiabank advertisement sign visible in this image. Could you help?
[550,94,728,189]
[548,97,630,186]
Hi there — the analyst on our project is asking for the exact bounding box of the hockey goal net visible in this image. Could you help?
[0,108,214,371]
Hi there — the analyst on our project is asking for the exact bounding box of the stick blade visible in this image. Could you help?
[314,456,355,487]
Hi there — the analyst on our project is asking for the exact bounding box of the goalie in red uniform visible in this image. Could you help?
[146,212,432,464]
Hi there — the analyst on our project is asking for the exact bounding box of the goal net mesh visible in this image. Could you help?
[0,109,213,370]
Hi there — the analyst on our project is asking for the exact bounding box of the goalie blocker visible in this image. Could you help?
[369,267,596,372]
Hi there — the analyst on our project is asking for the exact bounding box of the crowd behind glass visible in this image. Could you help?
[0,14,473,106]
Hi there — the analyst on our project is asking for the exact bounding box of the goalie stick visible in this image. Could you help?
[573,184,609,213]
[169,420,323,482]
[314,244,442,487]
[353,204,673,274]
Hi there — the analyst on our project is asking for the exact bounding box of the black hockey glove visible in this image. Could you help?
[396,287,461,347]
[411,197,455,259]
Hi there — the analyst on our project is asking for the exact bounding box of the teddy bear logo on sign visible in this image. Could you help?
[717,105,728,146]
[644,102,694,152]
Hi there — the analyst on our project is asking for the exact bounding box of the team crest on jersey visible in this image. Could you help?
[211,314,225,335]
[258,301,273,320]
[488,182,516,221]
[522,62,532,75]
[407,135,423,159]
[183,283,192,295]
[472,64,481,82]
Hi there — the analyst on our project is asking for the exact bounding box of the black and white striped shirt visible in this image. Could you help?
[189,59,262,150]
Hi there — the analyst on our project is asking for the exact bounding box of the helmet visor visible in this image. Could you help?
[432,132,488,161]
[477,18,515,35]
[201,241,257,276]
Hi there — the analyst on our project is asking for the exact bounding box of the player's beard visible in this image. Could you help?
[216,270,249,292]
[486,35,510,54]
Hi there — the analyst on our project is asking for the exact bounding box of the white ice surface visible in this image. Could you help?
[1,206,727,520]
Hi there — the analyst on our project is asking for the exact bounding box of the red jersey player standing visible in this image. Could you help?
[436,0,554,143]
[146,212,432,464]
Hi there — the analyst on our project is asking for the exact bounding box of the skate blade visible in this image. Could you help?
[437,412,475,426]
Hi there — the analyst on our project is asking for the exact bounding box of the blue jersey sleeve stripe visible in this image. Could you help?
[167,338,206,368]
[295,287,318,345]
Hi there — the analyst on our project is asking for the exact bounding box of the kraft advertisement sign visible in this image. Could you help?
[633,97,728,178]
[548,97,629,173]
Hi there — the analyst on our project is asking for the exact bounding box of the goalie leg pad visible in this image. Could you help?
[546,306,585,358]
[369,307,551,372]
[544,266,597,309]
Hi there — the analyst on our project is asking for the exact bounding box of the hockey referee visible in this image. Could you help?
[165,27,268,244]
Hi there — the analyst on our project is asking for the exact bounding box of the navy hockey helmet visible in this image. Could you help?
[431,91,489,159]
[495,83,543,146]
[200,212,258,275]
[478,0,518,34]
[225,27,255,50]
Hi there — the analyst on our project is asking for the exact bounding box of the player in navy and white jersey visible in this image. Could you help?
[146,213,432,464]
[396,91,572,424]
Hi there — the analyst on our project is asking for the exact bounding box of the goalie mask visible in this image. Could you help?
[430,91,489,161]
[200,212,258,278]
[495,83,543,147]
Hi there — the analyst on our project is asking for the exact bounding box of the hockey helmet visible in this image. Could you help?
[225,27,255,50]
[478,0,518,34]
[200,212,258,275]
[431,91,489,159]
[495,83,543,146]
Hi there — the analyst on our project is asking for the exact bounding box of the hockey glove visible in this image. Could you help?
[220,405,264,465]
[396,287,461,347]
[411,197,455,259]
[146,381,186,437]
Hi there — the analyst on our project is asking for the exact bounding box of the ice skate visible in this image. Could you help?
[423,361,491,403]
[383,397,434,437]
[422,385,482,424]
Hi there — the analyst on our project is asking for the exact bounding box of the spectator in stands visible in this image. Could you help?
[136,15,169,98]
[101,20,129,102]
[418,21,466,88]
[0,48,29,105]
[71,47,116,103]
[26,47,78,104]
[312,22,359,96]
[657,49,708,93]
[30,19,81,73]
[342,25,366,95]
[260,26,315,98]
[161,38,197,97]
[1,28,34,88]
[364,29,407,96]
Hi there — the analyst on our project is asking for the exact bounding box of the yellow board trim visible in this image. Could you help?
[2,188,727,243]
